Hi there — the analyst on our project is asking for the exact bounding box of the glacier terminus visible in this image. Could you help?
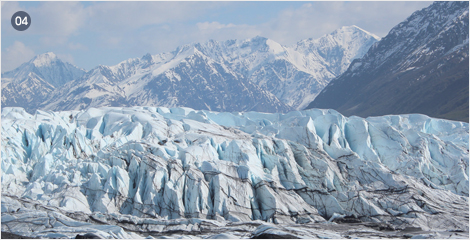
[1,106,468,238]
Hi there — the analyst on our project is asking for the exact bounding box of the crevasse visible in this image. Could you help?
[1,106,468,238]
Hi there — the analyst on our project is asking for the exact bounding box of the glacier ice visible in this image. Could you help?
[1,106,468,238]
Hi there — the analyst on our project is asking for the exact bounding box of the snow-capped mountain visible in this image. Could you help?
[2,106,468,238]
[308,1,469,122]
[2,26,379,113]
[44,46,291,113]
[295,25,380,76]
[1,52,85,112]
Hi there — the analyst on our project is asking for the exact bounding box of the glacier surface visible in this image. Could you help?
[1,107,468,238]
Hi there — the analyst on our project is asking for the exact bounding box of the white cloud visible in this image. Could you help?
[99,35,122,48]
[131,21,261,55]
[2,2,88,49]
[70,2,228,53]
[1,1,21,21]
[1,1,434,71]
[1,2,23,35]
[133,1,433,53]
[39,36,68,46]
[193,21,258,42]
[30,2,87,37]
[56,53,75,65]
[260,1,433,45]
[87,2,225,33]
[197,22,236,31]
[1,41,35,72]
[68,42,88,51]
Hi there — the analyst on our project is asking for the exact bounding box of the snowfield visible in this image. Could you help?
[1,106,468,238]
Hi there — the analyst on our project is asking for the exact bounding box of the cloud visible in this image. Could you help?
[144,1,432,50]
[128,21,261,56]
[197,22,236,31]
[72,2,228,53]
[1,41,35,72]
[1,1,24,35]
[193,21,259,42]
[1,1,21,21]
[87,2,225,33]
[68,42,88,51]
[56,53,75,65]
[31,2,87,37]
[2,2,88,47]
[132,1,433,52]
[99,35,122,48]
[1,1,434,71]
[261,1,433,45]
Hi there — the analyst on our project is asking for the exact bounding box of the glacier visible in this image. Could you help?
[1,106,468,238]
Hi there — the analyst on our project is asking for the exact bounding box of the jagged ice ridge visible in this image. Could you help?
[1,106,468,238]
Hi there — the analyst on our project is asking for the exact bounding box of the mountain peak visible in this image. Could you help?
[308,1,469,122]
[296,25,380,48]
[251,35,268,41]
[339,25,361,31]
[246,35,269,46]
[2,28,379,114]
[141,53,153,62]
[31,52,58,67]
[333,25,381,41]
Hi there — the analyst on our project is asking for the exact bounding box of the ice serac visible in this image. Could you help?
[2,106,468,238]
[308,1,469,122]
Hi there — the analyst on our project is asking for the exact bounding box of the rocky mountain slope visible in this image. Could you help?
[2,26,379,113]
[2,106,468,238]
[308,1,469,122]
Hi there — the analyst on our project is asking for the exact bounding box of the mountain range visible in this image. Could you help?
[307,1,469,122]
[2,2,468,123]
[1,26,379,113]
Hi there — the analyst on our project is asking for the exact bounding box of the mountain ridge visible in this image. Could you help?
[1,52,86,112]
[2,26,379,114]
[307,1,469,122]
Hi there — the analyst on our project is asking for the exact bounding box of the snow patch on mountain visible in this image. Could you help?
[31,52,58,67]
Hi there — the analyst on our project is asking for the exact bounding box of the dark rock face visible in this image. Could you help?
[75,233,102,239]
[1,231,38,239]
[308,1,469,122]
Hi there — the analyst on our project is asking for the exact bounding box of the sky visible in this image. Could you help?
[1,1,433,72]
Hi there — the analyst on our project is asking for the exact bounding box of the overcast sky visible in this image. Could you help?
[1,1,432,72]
